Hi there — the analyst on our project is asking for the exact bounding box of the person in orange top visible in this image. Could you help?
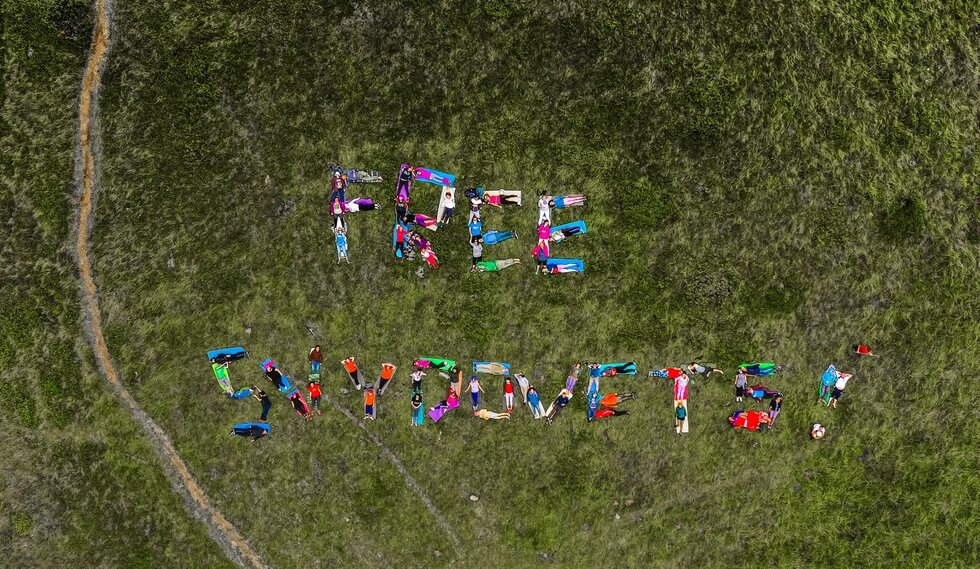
[364,386,376,420]
[342,357,362,390]
[308,381,322,416]
[378,363,397,394]
[599,392,636,408]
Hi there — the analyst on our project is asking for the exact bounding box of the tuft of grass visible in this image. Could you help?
[11,512,34,537]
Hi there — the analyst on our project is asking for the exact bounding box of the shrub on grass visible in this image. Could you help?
[50,0,91,43]
[877,194,926,242]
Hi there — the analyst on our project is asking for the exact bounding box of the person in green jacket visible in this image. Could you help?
[675,401,687,435]
[475,258,522,272]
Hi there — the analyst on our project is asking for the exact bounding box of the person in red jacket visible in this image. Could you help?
[308,381,322,416]
[394,223,408,261]
[503,377,515,413]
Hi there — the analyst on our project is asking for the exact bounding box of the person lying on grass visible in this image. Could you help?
[308,345,323,374]
[252,386,271,421]
[469,375,485,412]
[265,364,286,391]
[231,423,268,442]
[674,401,687,435]
[546,389,572,424]
[687,361,723,378]
[503,376,515,413]
[476,409,510,421]
[527,386,545,419]
[768,395,783,426]
[439,189,455,227]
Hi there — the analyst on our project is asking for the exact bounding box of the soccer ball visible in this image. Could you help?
[810,423,826,440]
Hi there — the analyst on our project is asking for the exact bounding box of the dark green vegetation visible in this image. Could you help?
[6,0,980,567]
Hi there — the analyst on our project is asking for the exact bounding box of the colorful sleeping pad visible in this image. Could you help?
[261,358,292,393]
[545,258,584,273]
[207,346,248,363]
[550,220,587,241]
[428,395,460,423]
[738,362,779,376]
[228,387,253,400]
[415,357,456,372]
[473,361,511,376]
[729,410,770,431]
[597,362,638,376]
[649,367,684,379]
[414,167,456,187]
[552,194,587,208]
[411,391,425,426]
[232,422,270,436]
[819,364,839,403]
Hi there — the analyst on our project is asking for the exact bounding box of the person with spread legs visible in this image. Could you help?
[687,361,723,378]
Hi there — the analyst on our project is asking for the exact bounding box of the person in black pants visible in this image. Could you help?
[470,236,484,272]
[252,386,272,420]
[265,365,285,391]
[231,423,268,442]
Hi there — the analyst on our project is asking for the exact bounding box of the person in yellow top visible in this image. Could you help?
[476,409,510,421]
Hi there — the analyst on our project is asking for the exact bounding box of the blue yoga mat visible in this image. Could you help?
[207,346,248,362]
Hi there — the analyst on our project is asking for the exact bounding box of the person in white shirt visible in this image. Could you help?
[537,191,553,224]
[439,190,456,226]
[829,373,853,408]
[411,369,426,392]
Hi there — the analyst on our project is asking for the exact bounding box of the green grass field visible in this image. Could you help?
[4,0,980,567]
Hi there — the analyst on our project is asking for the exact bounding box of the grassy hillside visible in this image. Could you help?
[0,1,236,566]
[10,0,980,567]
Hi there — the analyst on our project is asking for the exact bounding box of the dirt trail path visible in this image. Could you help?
[73,2,267,567]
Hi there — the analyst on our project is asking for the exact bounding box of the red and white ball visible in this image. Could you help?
[810,423,826,440]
